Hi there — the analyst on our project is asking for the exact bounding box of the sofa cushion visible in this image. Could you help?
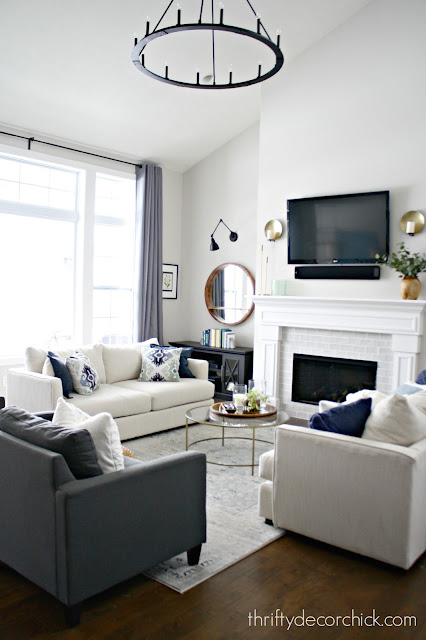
[48,351,74,398]
[309,398,372,437]
[150,344,195,379]
[66,352,100,395]
[0,406,102,479]
[25,346,48,373]
[362,393,426,446]
[41,345,107,383]
[66,384,152,418]
[139,346,182,382]
[114,378,214,411]
[103,339,159,384]
[53,398,124,473]
[416,369,426,385]
[259,449,274,481]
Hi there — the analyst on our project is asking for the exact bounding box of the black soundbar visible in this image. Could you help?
[294,265,381,280]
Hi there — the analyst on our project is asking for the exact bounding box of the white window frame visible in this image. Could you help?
[0,142,136,361]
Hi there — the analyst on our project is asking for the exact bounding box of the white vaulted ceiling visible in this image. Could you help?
[0,0,372,171]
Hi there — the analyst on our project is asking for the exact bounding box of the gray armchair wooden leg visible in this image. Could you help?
[64,604,81,627]
[187,543,202,566]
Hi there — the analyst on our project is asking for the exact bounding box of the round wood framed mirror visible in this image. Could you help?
[204,263,255,326]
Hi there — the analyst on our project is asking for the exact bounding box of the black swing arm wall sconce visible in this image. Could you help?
[210,219,238,251]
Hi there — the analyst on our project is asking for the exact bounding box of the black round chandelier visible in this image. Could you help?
[132,0,284,89]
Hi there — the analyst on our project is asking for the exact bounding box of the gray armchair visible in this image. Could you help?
[0,414,206,626]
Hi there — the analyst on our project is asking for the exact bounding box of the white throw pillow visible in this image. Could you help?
[362,394,426,446]
[52,398,124,473]
[345,389,387,410]
[408,389,426,414]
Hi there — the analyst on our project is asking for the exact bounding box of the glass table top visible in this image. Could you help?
[186,405,289,428]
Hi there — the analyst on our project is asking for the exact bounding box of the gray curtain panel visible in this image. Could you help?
[133,164,164,344]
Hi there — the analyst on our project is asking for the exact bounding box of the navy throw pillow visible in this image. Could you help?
[150,344,195,378]
[0,406,102,479]
[416,369,426,385]
[48,351,73,398]
[309,397,372,438]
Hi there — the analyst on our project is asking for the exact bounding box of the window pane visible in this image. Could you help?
[49,188,75,210]
[20,162,50,187]
[95,175,135,221]
[0,155,78,213]
[49,168,77,191]
[0,158,20,181]
[0,179,19,201]
[20,184,49,206]
[0,214,75,355]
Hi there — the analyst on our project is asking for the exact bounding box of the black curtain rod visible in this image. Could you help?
[0,130,142,168]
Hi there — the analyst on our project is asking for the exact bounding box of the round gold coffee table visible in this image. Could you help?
[185,405,289,475]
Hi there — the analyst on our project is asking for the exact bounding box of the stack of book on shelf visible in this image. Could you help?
[202,328,236,349]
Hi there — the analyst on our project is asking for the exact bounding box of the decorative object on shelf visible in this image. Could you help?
[162,264,178,299]
[400,211,425,236]
[258,245,269,295]
[209,219,238,251]
[264,219,283,242]
[271,279,286,296]
[204,263,255,325]
[376,242,426,300]
[131,0,284,90]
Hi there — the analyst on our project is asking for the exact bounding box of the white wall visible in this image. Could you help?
[257,0,426,299]
[179,124,259,348]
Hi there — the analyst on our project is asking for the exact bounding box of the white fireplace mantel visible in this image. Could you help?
[252,296,426,403]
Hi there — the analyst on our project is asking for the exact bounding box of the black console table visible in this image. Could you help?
[169,341,253,400]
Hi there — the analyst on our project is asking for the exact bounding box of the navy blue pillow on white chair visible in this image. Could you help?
[309,397,372,438]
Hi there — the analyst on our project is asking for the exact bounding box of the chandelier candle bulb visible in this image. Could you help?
[145,20,150,36]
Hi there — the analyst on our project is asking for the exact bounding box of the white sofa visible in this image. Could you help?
[259,423,426,570]
[6,343,214,440]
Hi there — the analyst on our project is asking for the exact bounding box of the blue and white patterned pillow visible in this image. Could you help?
[139,346,182,382]
[66,352,100,395]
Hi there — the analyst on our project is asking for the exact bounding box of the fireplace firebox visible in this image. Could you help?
[292,354,377,405]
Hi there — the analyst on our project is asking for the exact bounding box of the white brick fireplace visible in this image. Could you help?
[253,296,426,420]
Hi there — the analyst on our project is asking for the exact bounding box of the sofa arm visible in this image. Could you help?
[187,357,208,380]
[55,451,206,605]
[273,425,426,569]
[6,368,62,413]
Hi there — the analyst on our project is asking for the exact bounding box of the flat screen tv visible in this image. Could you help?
[287,191,389,264]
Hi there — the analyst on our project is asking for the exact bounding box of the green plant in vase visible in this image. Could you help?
[243,388,268,413]
[376,242,426,300]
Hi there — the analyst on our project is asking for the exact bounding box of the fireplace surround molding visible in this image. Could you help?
[252,296,426,404]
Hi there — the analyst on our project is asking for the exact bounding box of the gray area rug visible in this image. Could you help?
[128,422,284,593]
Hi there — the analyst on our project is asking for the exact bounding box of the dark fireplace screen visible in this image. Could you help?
[291,354,377,405]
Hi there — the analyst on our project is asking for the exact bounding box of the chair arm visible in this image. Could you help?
[55,451,206,605]
[272,425,426,569]
[6,368,62,412]
[187,357,208,380]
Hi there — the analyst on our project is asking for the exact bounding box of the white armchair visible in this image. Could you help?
[259,424,426,569]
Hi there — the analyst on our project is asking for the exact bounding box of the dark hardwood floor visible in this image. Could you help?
[1,533,424,639]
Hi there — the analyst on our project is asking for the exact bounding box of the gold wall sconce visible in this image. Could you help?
[400,211,424,236]
[264,219,283,241]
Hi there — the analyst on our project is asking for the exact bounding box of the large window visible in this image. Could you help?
[0,152,136,358]
[93,175,135,344]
